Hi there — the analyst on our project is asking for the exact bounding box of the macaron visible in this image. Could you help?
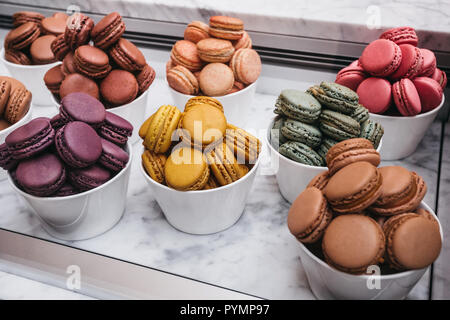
[370,166,427,216]
[136,64,156,95]
[204,175,220,190]
[379,26,418,46]
[357,77,392,114]
[326,138,380,175]
[0,76,25,92]
[233,31,252,50]
[360,39,402,77]
[15,153,66,197]
[359,119,384,149]
[164,147,210,191]
[389,44,423,80]
[308,83,358,115]
[12,11,45,27]
[198,63,234,96]
[0,80,12,117]
[170,40,203,72]
[141,105,181,153]
[431,68,447,90]
[110,38,146,72]
[322,214,385,274]
[4,88,32,124]
[229,48,261,85]
[383,213,441,270]
[392,78,422,116]
[279,141,324,166]
[350,104,370,123]
[60,92,106,128]
[288,187,333,244]
[55,121,102,168]
[100,69,138,107]
[270,116,287,149]
[184,21,210,44]
[74,45,112,79]
[197,38,235,63]
[59,73,100,100]
[316,138,337,162]
[207,143,248,186]
[335,65,367,91]
[50,114,66,131]
[307,171,330,191]
[4,49,31,65]
[52,12,69,20]
[0,143,17,171]
[91,12,125,49]
[41,16,67,36]
[209,16,244,40]
[29,35,57,64]
[319,109,361,141]
[4,22,40,50]
[64,13,95,50]
[412,77,443,113]
[324,161,383,214]
[166,65,199,95]
[225,123,261,164]
[184,96,224,113]
[69,165,111,191]
[274,89,321,123]
[99,138,129,172]
[44,65,65,95]
[418,48,437,77]
[51,34,70,61]
[99,111,133,146]
[5,117,55,160]
[281,118,322,148]
[142,149,166,184]
[53,182,78,197]
[0,119,11,131]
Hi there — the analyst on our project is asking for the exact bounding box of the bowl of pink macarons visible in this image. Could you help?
[0,93,133,240]
[166,16,261,128]
[335,27,446,160]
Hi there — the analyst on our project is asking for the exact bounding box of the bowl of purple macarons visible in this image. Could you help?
[0,92,133,240]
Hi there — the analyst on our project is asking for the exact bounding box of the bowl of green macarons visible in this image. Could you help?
[266,82,384,203]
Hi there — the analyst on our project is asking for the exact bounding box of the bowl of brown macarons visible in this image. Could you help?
[44,12,156,144]
[287,139,442,299]
[0,11,70,106]
[166,16,261,127]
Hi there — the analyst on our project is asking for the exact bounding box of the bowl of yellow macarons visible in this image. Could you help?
[139,97,261,234]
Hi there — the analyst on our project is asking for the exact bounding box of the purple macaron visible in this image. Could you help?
[69,165,111,191]
[15,153,66,197]
[53,182,78,197]
[55,121,102,168]
[0,143,18,171]
[60,92,106,128]
[5,117,55,160]
[98,111,133,146]
[99,138,129,172]
[50,114,67,131]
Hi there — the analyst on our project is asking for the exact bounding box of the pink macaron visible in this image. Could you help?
[392,78,422,116]
[419,48,437,77]
[431,68,447,90]
[379,27,418,46]
[357,77,392,114]
[413,77,443,113]
[360,39,402,77]
[390,44,423,80]
[335,65,367,91]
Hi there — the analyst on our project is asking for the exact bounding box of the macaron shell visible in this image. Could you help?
[110,38,146,72]
[335,65,366,91]
[230,48,261,85]
[142,149,166,184]
[418,48,437,77]
[59,73,100,100]
[184,21,210,44]
[100,69,139,106]
[91,12,125,49]
[197,38,235,63]
[412,77,443,113]
[170,40,203,71]
[4,88,31,124]
[379,27,418,46]
[389,44,423,80]
[198,63,234,96]
[392,78,422,116]
[167,65,199,95]
[357,77,392,114]
[360,39,402,77]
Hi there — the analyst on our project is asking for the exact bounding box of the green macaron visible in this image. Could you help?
[281,118,322,148]
[319,109,361,141]
[351,104,370,123]
[360,119,384,149]
[270,116,287,149]
[279,141,325,166]
[275,89,321,124]
[317,137,338,162]
[308,83,359,115]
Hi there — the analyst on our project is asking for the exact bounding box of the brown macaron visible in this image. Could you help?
[44,65,65,95]
[322,214,385,274]
[109,38,146,72]
[91,12,126,50]
[136,64,156,95]
[184,21,210,44]
[51,34,71,61]
[197,38,235,63]
[59,73,99,100]
[307,171,330,191]
[4,88,31,124]
[0,80,12,117]
[12,11,45,27]
[74,45,112,79]
[287,187,333,244]
[4,22,40,50]
[41,16,67,36]
[0,119,11,130]
[209,16,244,40]
[61,52,76,76]
[64,13,95,50]
[233,31,252,50]
[100,69,139,107]
[198,63,234,96]
[30,35,57,64]
[0,76,25,92]
[167,65,199,95]
[170,40,203,72]
[383,213,441,270]
[4,49,31,65]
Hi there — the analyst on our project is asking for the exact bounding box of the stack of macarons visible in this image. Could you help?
[0,76,31,131]
[4,11,69,65]
[335,27,446,116]
[43,12,156,108]
[0,92,132,197]
[271,82,384,166]
[140,96,261,190]
[288,138,442,275]
[166,16,261,97]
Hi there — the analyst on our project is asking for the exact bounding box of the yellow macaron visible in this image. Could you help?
[225,123,261,164]
[184,96,224,113]
[142,149,167,184]
[207,143,248,186]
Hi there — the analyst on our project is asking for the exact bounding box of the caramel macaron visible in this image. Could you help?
[0,80,12,117]
[209,16,244,40]
[197,38,235,63]
[307,171,330,191]
[4,88,31,124]
[170,40,203,72]
[12,11,45,27]
[184,21,210,44]
[167,65,199,95]
[30,35,57,64]
[198,63,234,96]
[51,34,70,61]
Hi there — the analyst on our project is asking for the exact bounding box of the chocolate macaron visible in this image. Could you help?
[109,38,146,72]
[59,73,100,100]
[100,69,138,107]
[91,12,126,50]
[64,13,95,50]
[74,45,112,79]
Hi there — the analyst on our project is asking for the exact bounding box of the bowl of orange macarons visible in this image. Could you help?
[166,16,261,128]
[139,96,261,234]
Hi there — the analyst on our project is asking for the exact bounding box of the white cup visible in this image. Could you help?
[370,95,445,161]
[8,142,132,241]
[298,201,443,300]
[1,48,60,106]
[168,80,257,128]
[266,118,382,203]
[140,146,260,234]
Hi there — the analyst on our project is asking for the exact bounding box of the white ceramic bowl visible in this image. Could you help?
[370,95,445,161]
[8,142,132,241]
[50,89,149,145]
[168,80,257,128]
[1,48,60,106]
[140,146,260,234]
[266,118,382,203]
[298,201,443,300]
[0,105,33,181]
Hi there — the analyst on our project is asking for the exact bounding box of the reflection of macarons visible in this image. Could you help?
[209,16,244,40]
[59,73,100,100]
[275,89,321,124]
[412,77,443,113]
[279,141,324,166]
[229,48,261,85]
[316,138,337,162]
[99,138,129,172]
[357,77,392,114]
[91,12,125,50]
[360,39,402,77]
[4,22,40,50]
[100,69,138,107]
[4,88,32,124]
[64,13,94,50]
[74,45,112,79]
[319,109,360,141]
[288,187,333,243]
[359,119,384,149]
[207,143,248,186]
[281,118,322,148]
[170,40,203,72]
[167,65,199,95]
[389,44,423,80]
[197,38,235,63]
[60,92,106,128]
[379,26,418,46]
[322,214,385,274]
[142,149,166,184]
[392,78,421,116]
[184,21,210,44]
[99,111,133,146]
[110,38,146,72]
[198,63,234,96]
[370,166,427,216]
[69,165,111,191]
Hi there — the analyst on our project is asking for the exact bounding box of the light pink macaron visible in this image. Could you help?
[167,65,199,95]
[413,77,443,113]
[229,48,261,85]
[198,62,234,96]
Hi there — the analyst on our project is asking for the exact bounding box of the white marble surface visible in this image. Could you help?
[6,0,450,51]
